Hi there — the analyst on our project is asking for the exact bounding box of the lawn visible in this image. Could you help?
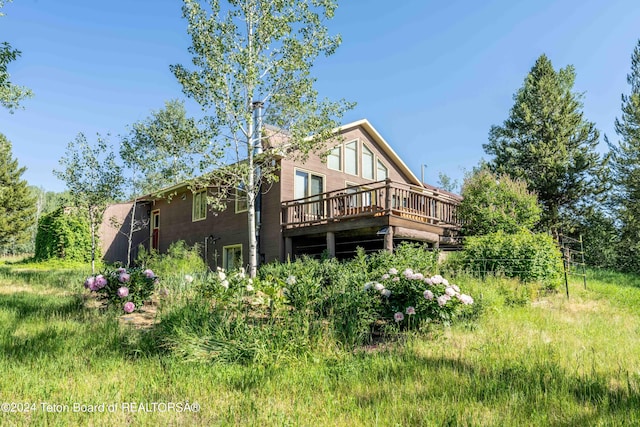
[1,261,639,426]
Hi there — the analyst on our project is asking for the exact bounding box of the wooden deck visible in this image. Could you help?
[281,179,461,241]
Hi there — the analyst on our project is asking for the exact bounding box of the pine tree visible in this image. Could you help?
[0,133,35,251]
[608,40,640,272]
[484,54,605,232]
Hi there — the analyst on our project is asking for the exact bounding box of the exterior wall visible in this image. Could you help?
[100,202,149,265]
[279,124,414,203]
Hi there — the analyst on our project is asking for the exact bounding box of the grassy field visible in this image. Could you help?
[1,261,639,426]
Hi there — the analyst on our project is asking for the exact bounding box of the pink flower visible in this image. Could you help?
[423,290,434,300]
[388,268,398,275]
[123,302,135,313]
[412,273,424,281]
[117,287,129,298]
[144,269,155,278]
[392,277,400,282]
[406,306,416,315]
[95,275,107,289]
[431,275,444,285]
[116,267,126,274]
[403,268,414,278]
[452,284,460,293]
[394,312,404,322]
[424,278,433,286]
[84,276,95,289]
[118,273,130,283]
[445,287,456,297]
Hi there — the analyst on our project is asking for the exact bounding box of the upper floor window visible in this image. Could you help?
[192,190,207,221]
[327,146,341,171]
[377,160,388,180]
[345,140,358,176]
[235,186,248,213]
[362,144,374,180]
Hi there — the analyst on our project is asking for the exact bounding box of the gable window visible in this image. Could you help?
[327,145,341,171]
[377,160,388,180]
[235,186,248,213]
[223,244,243,271]
[362,144,374,180]
[192,190,207,221]
[345,140,358,176]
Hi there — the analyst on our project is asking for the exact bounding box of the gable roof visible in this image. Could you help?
[340,119,422,187]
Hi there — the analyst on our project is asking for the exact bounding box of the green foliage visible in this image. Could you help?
[137,241,206,278]
[85,266,157,313]
[458,168,541,235]
[572,210,619,270]
[484,54,606,231]
[0,2,33,113]
[172,0,354,276]
[608,39,640,273]
[34,207,92,262]
[459,231,563,289]
[54,132,125,273]
[0,134,35,253]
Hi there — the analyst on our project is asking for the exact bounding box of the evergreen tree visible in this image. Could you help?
[608,40,640,272]
[0,133,35,251]
[484,54,605,232]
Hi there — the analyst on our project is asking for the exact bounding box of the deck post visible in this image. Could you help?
[326,232,336,258]
[384,226,394,253]
[285,237,293,261]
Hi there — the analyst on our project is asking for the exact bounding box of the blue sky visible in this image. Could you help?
[2,0,639,192]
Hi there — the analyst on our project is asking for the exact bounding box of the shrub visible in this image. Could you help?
[84,266,157,312]
[458,169,541,235]
[34,207,92,262]
[459,231,563,289]
[137,241,206,278]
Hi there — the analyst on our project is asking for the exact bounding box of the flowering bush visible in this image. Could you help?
[365,267,474,327]
[84,267,158,313]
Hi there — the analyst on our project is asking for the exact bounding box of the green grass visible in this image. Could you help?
[1,265,640,426]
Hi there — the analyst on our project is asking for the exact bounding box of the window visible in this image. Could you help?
[192,190,207,221]
[235,186,248,213]
[362,145,374,179]
[327,145,341,171]
[345,140,358,175]
[295,169,324,216]
[377,160,388,180]
[223,245,243,271]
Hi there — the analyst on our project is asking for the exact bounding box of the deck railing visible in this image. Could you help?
[282,179,461,229]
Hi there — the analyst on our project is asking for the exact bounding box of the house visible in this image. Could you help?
[101,119,461,270]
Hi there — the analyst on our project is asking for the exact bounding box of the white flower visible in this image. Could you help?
[218,271,227,281]
[431,275,443,285]
[442,279,449,286]
[381,289,391,297]
[423,290,434,300]
[388,268,398,275]
[184,274,194,283]
[220,280,229,289]
[363,281,374,291]
[406,306,416,315]
[452,284,460,293]
[286,275,296,285]
[248,278,253,284]
[457,294,474,305]
[412,273,424,281]
[246,284,254,292]
[403,268,414,278]
[381,273,390,280]
[445,287,456,297]
[424,278,433,286]
[437,295,448,307]
[373,282,385,291]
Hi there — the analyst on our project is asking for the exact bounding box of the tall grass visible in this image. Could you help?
[1,258,640,425]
